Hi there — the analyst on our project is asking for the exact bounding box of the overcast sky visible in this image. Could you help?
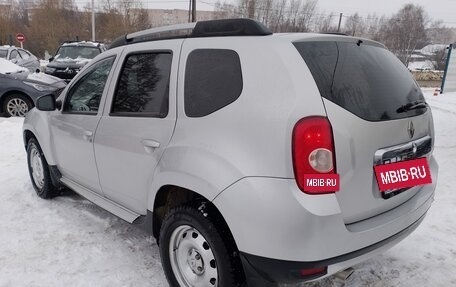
[100,0,456,27]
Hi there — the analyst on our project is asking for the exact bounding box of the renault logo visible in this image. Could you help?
[407,121,415,139]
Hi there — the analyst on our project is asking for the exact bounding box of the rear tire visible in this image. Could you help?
[3,94,33,117]
[159,204,241,287]
[26,138,58,199]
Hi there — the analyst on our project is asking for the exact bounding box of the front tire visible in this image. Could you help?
[159,204,241,287]
[3,94,34,117]
[26,138,58,199]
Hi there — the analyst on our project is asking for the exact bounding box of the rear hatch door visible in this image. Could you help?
[294,39,434,224]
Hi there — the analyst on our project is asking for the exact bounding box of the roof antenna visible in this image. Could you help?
[357,40,363,46]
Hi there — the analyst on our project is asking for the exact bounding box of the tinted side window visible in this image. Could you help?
[64,57,115,114]
[185,49,243,117]
[111,53,172,117]
[294,41,425,121]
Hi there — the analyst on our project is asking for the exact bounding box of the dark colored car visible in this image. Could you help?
[44,41,106,81]
[0,59,66,117]
[0,45,40,72]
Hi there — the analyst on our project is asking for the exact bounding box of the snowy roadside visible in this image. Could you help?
[0,118,167,286]
[0,88,455,287]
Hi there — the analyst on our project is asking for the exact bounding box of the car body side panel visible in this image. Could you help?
[147,37,326,206]
[146,37,328,210]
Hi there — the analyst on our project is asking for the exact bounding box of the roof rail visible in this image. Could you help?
[127,23,195,40]
[110,18,272,49]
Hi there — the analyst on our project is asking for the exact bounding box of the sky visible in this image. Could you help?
[132,0,456,27]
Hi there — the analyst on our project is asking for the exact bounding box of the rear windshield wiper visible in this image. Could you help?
[396,101,427,113]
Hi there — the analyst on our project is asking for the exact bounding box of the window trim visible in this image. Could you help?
[109,50,173,118]
[62,56,116,115]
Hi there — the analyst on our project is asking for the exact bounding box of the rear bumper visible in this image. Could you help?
[213,158,437,284]
[239,214,426,286]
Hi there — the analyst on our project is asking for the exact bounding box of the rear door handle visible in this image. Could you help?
[142,139,160,153]
[82,131,93,142]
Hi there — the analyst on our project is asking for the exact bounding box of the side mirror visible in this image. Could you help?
[49,57,54,62]
[36,94,56,111]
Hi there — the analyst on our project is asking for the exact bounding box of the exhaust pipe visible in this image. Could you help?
[335,267,355,281]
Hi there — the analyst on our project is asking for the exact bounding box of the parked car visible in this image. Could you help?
[23,19,438,287]
[44,41,107,81]
[0,45,40,72]
[0,58,66,117]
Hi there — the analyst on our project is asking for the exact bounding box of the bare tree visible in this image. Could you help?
[295,0,317,32]
[216,0,318,32]
[429,47,447,70]
[0,0,28,46]
[344,13,366,36]
[378,4,428,66]
[315,13,337,33]
[214,1,239,19]
[427,20,455,44]
[27,0,84,57]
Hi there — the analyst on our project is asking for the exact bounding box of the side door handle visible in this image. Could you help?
[82,131,93,142]
[142,139,160,153]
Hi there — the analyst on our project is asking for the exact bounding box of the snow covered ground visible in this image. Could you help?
[0,88,455,287]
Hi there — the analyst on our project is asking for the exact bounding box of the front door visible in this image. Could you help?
[51,56,117,194]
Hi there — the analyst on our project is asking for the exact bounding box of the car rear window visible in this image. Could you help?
[294,41,426,121]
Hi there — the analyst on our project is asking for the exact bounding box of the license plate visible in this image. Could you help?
[374,158,432,195]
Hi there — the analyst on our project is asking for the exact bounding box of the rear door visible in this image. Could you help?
[294,39,435,224]
[93,40,182,214]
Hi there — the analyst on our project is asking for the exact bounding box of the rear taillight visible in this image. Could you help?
[292,116,336,194]
[300,266,328,279]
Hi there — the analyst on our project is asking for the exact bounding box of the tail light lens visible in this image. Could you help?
[300,266,328,278]
[292,116,336,194]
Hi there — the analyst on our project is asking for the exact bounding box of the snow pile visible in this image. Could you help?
[408,60,435,71]
[0,89,455,286]
[420,44,447,56]
[0,58,28,74]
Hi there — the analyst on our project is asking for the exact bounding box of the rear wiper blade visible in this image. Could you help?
[396,101,427,113]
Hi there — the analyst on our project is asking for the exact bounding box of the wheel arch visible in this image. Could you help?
[151,184,246,282]
[151,185,239,253]
[155,185,247,285]
[23,129,37,150]
[22,110,57,165]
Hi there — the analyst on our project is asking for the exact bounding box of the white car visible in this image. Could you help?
[23,19,438,286]
[0,45,40,72]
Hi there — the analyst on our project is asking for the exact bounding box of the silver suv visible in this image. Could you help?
[23,19,438,286]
